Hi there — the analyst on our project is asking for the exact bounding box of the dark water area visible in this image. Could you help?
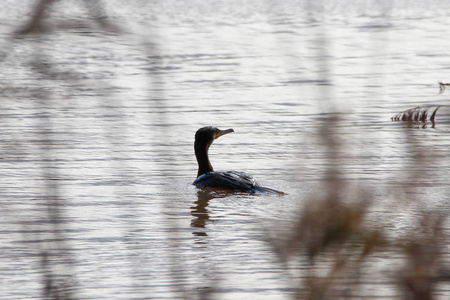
[1,1,450,299]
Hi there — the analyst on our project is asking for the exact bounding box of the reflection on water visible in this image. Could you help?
[191,189,251,236]
[1,1,450,299]
[191,190,215,236]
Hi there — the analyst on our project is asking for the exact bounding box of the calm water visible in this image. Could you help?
[1,1,450,299]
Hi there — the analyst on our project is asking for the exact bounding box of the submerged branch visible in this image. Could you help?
[391,105,440,123]
[438,81,450,94]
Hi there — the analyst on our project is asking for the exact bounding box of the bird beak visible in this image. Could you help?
[215,128,234,139]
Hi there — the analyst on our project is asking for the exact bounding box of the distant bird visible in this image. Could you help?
[192,126,284,195]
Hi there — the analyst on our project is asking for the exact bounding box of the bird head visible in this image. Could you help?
[195,126,234,147]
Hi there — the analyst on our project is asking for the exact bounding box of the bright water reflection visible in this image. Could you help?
[1,1,450,299]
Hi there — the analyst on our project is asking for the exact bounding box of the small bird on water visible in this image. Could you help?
[192,126,284,195]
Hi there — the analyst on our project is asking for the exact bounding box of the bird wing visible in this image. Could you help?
[193,171,258,191]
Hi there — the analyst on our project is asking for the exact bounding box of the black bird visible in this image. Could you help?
[192,126,284,194]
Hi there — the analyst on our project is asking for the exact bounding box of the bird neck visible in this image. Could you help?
[195,141,214,178]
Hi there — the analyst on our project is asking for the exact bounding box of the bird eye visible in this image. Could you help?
[214,129,221,139]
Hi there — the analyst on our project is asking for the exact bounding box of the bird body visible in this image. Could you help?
[193,170,257,191]
[193,126,283,195]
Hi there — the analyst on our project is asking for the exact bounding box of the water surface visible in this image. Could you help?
[1,1,450,299]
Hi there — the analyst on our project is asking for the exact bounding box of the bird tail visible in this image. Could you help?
[254,186,285,195]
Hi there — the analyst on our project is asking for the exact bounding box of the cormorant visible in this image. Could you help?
[192,126,283,195]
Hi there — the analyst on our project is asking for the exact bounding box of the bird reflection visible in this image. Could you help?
[190,189,228,237]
